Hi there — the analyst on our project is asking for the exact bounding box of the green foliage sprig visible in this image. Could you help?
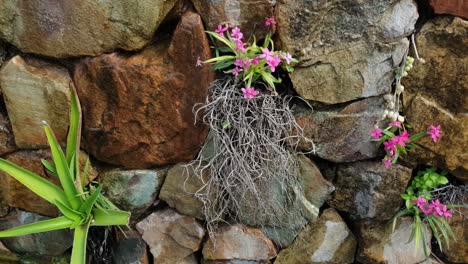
[0,85,130,264]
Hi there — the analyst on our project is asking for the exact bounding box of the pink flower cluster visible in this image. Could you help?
[411,197,452,218]
[371,123,442,168]
[241,87,260,99]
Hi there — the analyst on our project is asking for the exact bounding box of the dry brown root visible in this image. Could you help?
[186,78,314,237]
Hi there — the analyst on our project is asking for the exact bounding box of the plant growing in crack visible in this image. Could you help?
[0,85,130,264]
[393,167,466,257]
[188,18,315,238]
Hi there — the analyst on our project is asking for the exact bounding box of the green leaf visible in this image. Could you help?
[432,217,450,249]
[212,59,235,71]
[409,132,427,142]
[396,144,407,155]
[438,176,449,185]
[79,185,102,218]
[400,194,410,200]
[66,85,82,166]
[382,130,396,137]
[0,217,72,238]
[92,208,130,226]
[392,209,411,232]
[43,124,81,210]
[0,158,69,207]
[420,223,429,257]
[70,220,91,264]
[205,32,235,50]
[427,217,443,252]
[55,199,84,222]
[41,159,57,177]
[439,218,457,241]
[204,55,236,64]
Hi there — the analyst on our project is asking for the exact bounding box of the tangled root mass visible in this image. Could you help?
[186,78,314,237]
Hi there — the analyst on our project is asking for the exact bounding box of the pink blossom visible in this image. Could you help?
[231,27,243,40]
[232,67,242,77]
[282,52,292,64]
[393,130,410,147]
[259,48,275,59]
[265,17,276,27]
[383,140,397,154]
[427,124,442,143]
[370,128,383,140]
[383,158,392,168]
[389,121,402,128]
[241,87,260,99]
[411,197,433,215]
[234,58,244,68]
[429,200,452,218]
[266,55,281,72]
[234,39,247,52]
[411,196,427,208]
[215,24,229,36]
[250,57,260,65]
[196,56,203,67]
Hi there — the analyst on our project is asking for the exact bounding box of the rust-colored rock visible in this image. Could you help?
[74,12,213,168]
[430,0,468,19]
[0,109,16,156]
[0,150,98,217]
[192,0,274,40]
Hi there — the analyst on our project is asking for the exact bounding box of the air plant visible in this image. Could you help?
[0,85,130,264]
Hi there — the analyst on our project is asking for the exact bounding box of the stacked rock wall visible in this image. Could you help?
[0,1,466,263]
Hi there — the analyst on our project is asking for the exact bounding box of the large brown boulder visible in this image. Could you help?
[0,0,176,57]
[277,0,417,104]
[430,0,468,19]
[74,12,213,168]
[328,161,412,220]
[295,96,385,163]
[402,17,467,182]
[275,208,357,264]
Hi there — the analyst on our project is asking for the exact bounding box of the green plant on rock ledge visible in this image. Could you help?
[392,167,465,258]
[0,85,130,264]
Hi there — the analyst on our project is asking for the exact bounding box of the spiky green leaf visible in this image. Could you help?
[70,221,91,264]
[0,217,72,238]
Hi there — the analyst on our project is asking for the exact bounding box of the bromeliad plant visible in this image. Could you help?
[190,18,314,239]
[393,167,457,257]
[202,17,297,95]
[0,86,130,264]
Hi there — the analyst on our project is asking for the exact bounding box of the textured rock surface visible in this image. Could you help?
[0,55,71,148]
[0,241,18,264]
[328,161,412,220]
[296,96,385,163]
[136,208,205,264]
[101,169,166,216]
[0,210,72,256]
[0,150,97,217]
[74,12,213,168]
[277,0,417,104]
[356,218,431,264]
[402,17,467,182]
[0,0,176,57]
[430,0,468,19]
[203,225,276,262]
[441,208,468,263]
[0,110,16,155]
[275,208,357,264]
[261,155,335,247]
[113,231,149,264]
[192,0,274,40]
[159,163,207,220]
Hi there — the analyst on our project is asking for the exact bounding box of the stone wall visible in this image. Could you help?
[0,1,466,263]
